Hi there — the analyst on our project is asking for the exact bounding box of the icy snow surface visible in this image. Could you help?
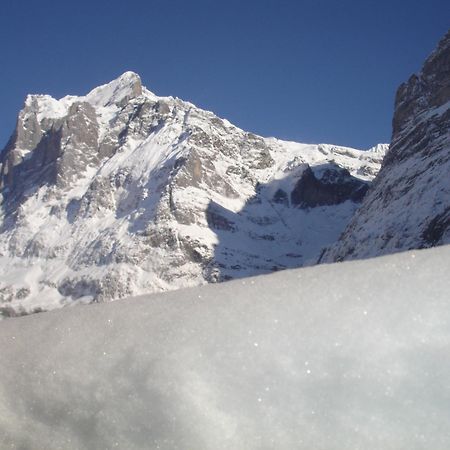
[0,245,449,449]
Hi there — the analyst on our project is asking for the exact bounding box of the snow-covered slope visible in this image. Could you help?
[0,72,386,316]
[322,30,450,262]
[1,245,449,450]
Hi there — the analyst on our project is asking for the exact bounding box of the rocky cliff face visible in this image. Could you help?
[322,31,450,262]
[0,72,385,316]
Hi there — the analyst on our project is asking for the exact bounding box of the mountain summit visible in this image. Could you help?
[0,73,385,316]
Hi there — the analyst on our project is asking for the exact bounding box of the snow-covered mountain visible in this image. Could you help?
[0,72,385,316]
[322,30,450,262]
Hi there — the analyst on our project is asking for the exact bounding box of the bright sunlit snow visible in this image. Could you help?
[0,245,449,449]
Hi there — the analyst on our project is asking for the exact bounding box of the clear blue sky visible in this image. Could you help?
[0,0,448,150]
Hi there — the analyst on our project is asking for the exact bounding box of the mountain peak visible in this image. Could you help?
[85,71,144,108]
[118,70,141,81]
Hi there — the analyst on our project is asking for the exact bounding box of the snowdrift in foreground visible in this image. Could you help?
[1,246,450,449]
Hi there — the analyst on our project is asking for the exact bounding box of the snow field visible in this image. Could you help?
[0,245,449,449]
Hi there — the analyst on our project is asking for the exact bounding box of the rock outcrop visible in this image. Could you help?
[290,163,369,208]
[322,31,450,262]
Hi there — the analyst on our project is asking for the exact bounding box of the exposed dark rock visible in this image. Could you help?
[273,189,289,205]
[291,164,369,208]
[422,208,450,246]
[0,100,99,209]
